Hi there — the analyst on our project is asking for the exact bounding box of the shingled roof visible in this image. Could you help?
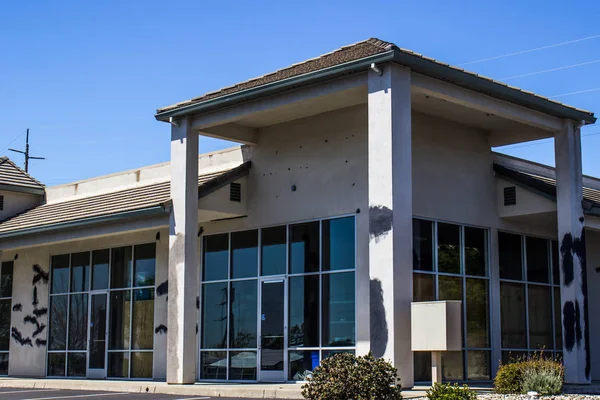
[156,38,595,124]
[0,157,45,194]
[0,161,251,238]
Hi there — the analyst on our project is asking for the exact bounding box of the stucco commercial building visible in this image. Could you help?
[0,38,599,387]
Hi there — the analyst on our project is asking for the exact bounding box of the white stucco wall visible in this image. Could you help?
[0,190,42,222]
[1,228,168,378]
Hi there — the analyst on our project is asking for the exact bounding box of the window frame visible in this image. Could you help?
[0,261,13,376]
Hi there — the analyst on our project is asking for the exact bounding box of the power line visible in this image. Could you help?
[550,87,600,98]
[458,34,600,66]
[0,129,27,155]
[500,59,600,81]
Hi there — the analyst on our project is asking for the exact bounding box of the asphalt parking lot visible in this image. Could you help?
[0,388,275,400]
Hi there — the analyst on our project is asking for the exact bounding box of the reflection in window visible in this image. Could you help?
[204,234,229,281]
[68,294,88,350]
[229,351,257,380]
[67,353,86,377]
[438,223,460,274]
[70,252,90,292]
[289,275,319,347]
[413,219,433,271]
[413,273,434,302]
[111,247,132,289]
[230,280,257,348]
[526,237,549,283]
[134,243,156,287]
[499,232,523,280]
[47,353,66,376]
[261,226,286,276]
[231,230,258,279]
[289,350,319,381]
[51,255,70,294]
[322,272,355,347]
[109,290,131,350]
[466,279,489,348]
[92,250,110,290]
[465,227,487,276]
[49,295,68,350]
[131,352,153,378]
[202,283,228,349]
[500,282,526,348]
[0,260,13,373]
[467,351,490,380]
[554,287,562,349]
[0,300,11,352]
[322,217,355,271]
[0,261,13,298]
[290,222,319,274]
[439,276,462,301]
[201,351,227,380]
[132,289,155,350]
[108,352,129,378]
[528,285,553,349]
[442,351,464,381]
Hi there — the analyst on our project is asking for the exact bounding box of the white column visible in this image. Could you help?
[554,120,591,384]
[367,63,413,388]
[167,117,199,384]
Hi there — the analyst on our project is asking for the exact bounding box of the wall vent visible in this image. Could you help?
[230,182,241,202]
[0,195,3,211]
[504,186,516,206]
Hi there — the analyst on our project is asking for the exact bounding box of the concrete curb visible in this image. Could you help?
[0,379,305,399]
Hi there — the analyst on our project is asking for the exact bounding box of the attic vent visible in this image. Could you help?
[230,182,241,202]
[504,186,517,206]
[0,195,3,211]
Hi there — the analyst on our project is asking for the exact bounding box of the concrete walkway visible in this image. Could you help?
[0,378,499,399]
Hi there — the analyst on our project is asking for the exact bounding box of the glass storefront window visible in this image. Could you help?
[231,230,258,279]
[412,218,491,382]
[289,222,319,274]
[261,226,286,276]
[499,233,562,358]
[204,234,229,281]
[49,243,156,379]
[200,217,356,381]
[322,272,355,347]
[322,217,355,271]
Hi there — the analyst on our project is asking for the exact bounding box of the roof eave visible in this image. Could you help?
[156,47,595,125]
[0,183,45,196]
[155,51,395,121]
[0,206,167,240]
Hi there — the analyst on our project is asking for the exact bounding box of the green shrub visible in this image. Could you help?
[494,362,524,394]
[494,352,564,395]
[426,383,477,400]
[301,352,403,400]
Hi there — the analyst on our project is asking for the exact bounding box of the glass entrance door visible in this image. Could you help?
[87,292,107,379]
[259,279,285,382]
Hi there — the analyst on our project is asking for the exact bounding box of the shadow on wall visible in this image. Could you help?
[370,278,388,358]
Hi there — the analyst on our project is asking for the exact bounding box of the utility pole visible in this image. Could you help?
[9,129,45,173]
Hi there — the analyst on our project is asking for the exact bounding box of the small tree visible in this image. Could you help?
[302,352,403,400]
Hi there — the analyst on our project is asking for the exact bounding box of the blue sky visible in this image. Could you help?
[1,0,600,185]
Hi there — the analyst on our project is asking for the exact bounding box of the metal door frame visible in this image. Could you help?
[86,290,108,379]
[257,276,287,382]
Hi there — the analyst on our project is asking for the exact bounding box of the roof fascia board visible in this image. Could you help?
[155,51,394,122]
[411,73,563,132]
[0,184,45,196]
[0,206,166,240]
[393,51,595,124]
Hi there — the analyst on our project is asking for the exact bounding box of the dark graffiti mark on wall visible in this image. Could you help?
[33,307,47,317]
[23,315,46,338]
[560,226,591,380]
[370,279,388,358]
[157,280,168,298]
[32,264,49,285]
[369,206,393,242]
[11,328,32,347]
[196,296,199,310]
[155,325,167,334]
[12,264,49,348]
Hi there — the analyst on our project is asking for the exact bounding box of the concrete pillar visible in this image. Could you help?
[554,120,591,384]
[167,117,199,384]
[367,63,413,388]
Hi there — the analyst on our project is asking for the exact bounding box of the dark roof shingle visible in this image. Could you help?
[0,157,44,192]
